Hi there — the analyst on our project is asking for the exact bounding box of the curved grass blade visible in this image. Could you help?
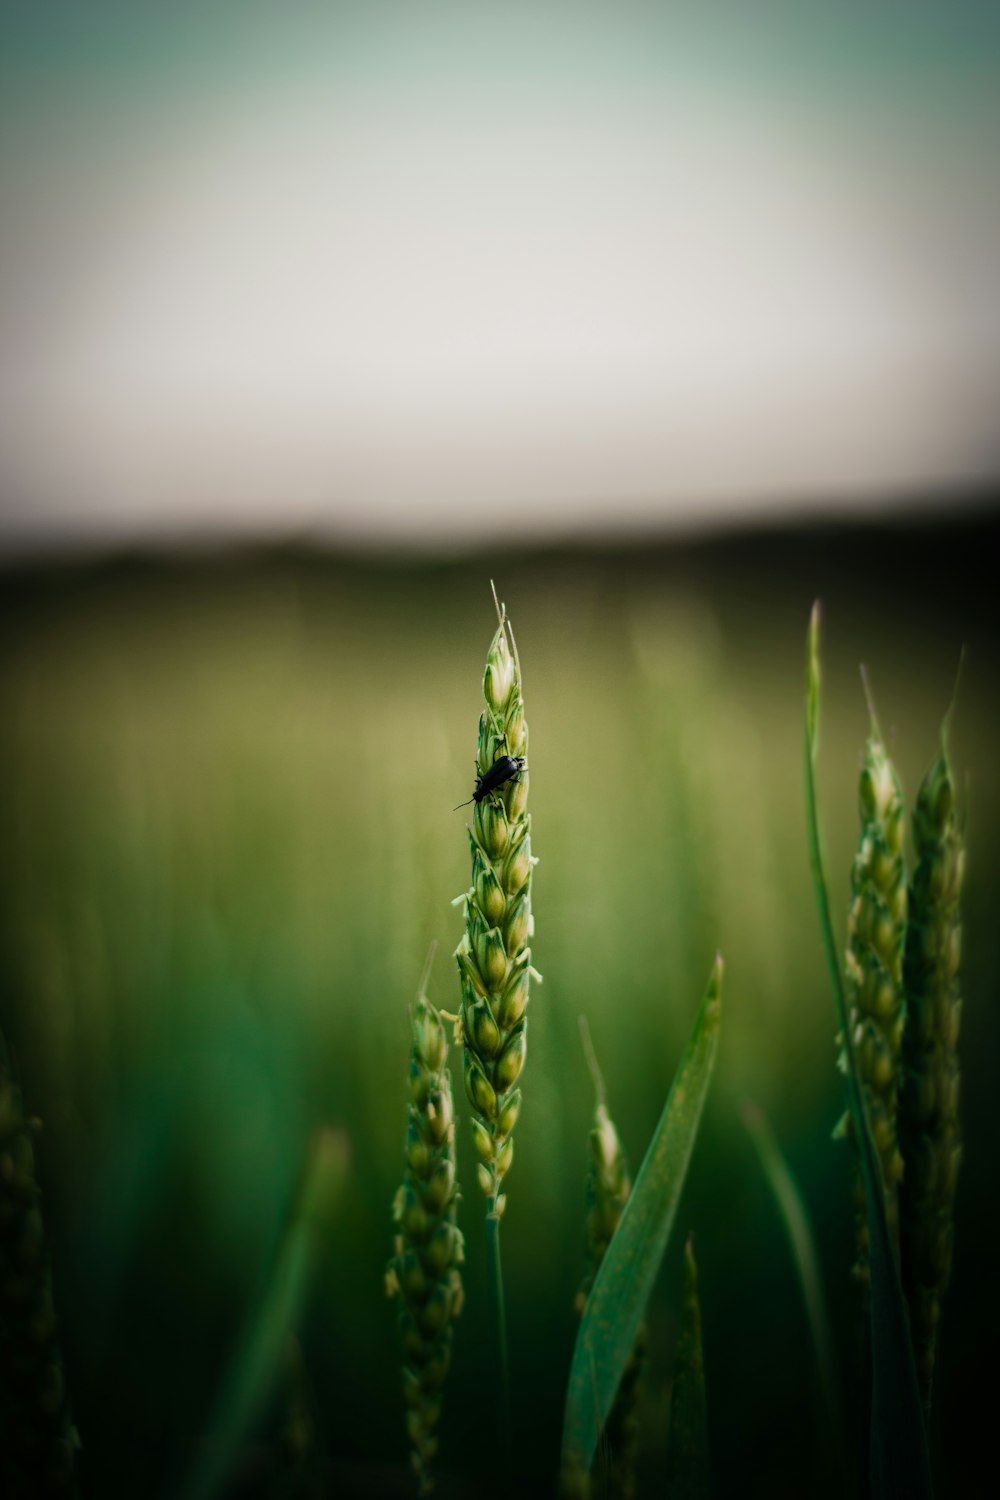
[742,1100,846,1489]
[180,1128,350,1500]
[561,957,723,1480]
[804,604,933,1500]
[664,1234,709,1500]
[575,1017,646,1500]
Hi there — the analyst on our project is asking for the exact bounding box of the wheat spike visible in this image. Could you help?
[455,584,537,1214]
[899,728,963,1413]
[386,955,464,1495]
[841,683,907,1278]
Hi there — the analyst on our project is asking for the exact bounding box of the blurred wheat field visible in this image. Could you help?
[1,521,998,1497]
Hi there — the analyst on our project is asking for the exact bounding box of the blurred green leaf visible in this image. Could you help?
[180,1128,350,1500]
[742,1099,845,1486]
[561,957,722,1480]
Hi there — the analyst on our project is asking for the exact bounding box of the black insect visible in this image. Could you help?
[453,753,526,811]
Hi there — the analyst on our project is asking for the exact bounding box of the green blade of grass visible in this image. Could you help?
[664,1234,709,1500]
[180,1128,350,1500]
[561,956,723,1479]
[742,1100,845,1489]
[804,603,932,1500]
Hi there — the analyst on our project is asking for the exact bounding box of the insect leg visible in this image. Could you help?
[483,707,508,763]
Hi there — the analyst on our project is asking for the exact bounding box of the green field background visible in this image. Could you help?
[1,520,997,1497]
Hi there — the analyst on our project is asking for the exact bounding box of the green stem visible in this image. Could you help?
[486,1200,512,1477]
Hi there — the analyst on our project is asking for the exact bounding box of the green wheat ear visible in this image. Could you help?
[899,714,963,1415]
[576,1019,645,1500]
[806,608,933,1500]
[0,1033,79,1498]
[386,952,464,1496]
[455,584,538,1214]
[839,677,907,1280]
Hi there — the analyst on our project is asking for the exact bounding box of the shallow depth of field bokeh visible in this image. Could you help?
[1,520,998,1496]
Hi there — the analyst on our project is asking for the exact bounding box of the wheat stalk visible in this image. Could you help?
[840,678,907,1279]
[386,951,464,1496]
[806,610,933,1497]
[899,722,963,1414]
[454,583,537,1218]
[0,1032,79,1498]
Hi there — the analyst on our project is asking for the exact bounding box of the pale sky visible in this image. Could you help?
[2,2,999,553]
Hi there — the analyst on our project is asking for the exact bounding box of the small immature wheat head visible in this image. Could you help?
[578,1103,633,1309]
[842,697,907,1273]
[386,964,464,1496]
[900,732,963,1412]
[0,1034,78,1498]
[455,587,537,1215]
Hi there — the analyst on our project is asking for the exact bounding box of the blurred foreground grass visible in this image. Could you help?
[1,522,998,1496]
